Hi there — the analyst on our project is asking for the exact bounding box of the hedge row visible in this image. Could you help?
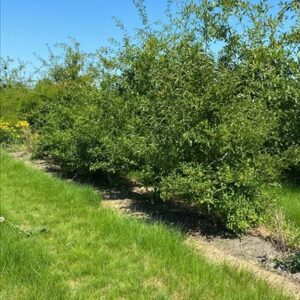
[2,0,300,232]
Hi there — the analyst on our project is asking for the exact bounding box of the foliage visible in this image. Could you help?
[275,251,300,273]
[0,57,35,122]
[3,1,300,232]
[0,85,30,123]
[0,57,28,88]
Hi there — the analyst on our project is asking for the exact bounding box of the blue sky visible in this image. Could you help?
[1,0,170,64]
[1,0,290,67]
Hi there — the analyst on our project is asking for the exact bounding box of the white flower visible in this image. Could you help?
[0,217,5,223]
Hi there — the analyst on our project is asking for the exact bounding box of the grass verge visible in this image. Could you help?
[277,184,300,227]
[0,153,291,299]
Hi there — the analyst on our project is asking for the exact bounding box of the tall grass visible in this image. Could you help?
[0,153,290,299]
[277,185,300,227]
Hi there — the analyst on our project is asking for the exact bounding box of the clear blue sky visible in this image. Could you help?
[1,0,169,64]
[1,0,288,67]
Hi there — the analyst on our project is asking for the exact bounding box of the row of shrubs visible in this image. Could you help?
[1,0,299,232]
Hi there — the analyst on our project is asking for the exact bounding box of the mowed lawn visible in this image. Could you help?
[0,153,290,299]
[278,184,300,227]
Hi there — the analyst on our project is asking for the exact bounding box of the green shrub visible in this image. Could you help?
[29,0,299,232]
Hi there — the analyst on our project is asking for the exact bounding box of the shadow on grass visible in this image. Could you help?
[11,151,237,238]
[34,157,235,239]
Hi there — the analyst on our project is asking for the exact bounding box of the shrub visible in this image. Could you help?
[30,0,299,232]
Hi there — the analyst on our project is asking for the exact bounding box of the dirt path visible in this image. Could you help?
[9,151,300,299]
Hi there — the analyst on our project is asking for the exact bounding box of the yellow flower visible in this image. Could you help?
[16,120,30,129]
[0,121,11,131]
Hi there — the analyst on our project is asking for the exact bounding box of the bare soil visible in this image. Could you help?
[9,151,300,299]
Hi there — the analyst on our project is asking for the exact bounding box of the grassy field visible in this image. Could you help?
[0,153,291,299]
[277,184,300,227]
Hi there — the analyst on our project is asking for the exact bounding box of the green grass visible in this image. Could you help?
[0,153,290,299]
[277,184,300,227]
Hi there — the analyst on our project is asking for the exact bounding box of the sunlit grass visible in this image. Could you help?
[277,184,300,227]
[0,153,290,299]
